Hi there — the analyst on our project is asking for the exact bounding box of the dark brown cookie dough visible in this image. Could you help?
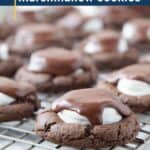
[15,48,97,92]
[7,23,70,57]
[0,42,23,77]
[97,64,150,112]
[0,77,40,122]
[35,88,139,148]
[75,30,138,70]
[122,18,150,52]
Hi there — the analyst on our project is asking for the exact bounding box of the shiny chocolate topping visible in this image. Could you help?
[27,48,82,75]
[107,64,150,84]
[0,77,36,98]
[83,30,127,54]
[52,88,131,125]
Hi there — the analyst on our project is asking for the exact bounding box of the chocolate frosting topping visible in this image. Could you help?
[28,48,82,75]
[107,64,150,84]
[0,77,36,98]
[52,88,131,125]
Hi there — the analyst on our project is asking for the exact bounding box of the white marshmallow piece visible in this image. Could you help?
[0,92,15,106]
[83,19,103,33]
[117,79,150,96]
[84,42,101,54]
[117,39,128,53]
[28,55,46,72]
[58,110,91,125]
[0,43,9,60]
[102,107,122,125]
[122,23,136,41]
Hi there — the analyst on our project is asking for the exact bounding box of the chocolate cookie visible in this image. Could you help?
[0,77,39,122]
[75,30,138,70]
[35,88,139,148]
[7,23,69,57]
[56,11,103,42]
[15,48,97,92]
[97,6,142,29]
[97,64,150,112]
[122,18,150,52]
[0,42,23,77]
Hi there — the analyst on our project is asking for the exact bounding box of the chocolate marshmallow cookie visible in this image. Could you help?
[75,30,138,70]
[122,19,150,52]
[0,42,23,77]
[97,64,150,112]
[56,11,103,41]
[35,88,139,148]
[97,6,142,29]
[15,48,97,92]
[8,23,68,57]
[0,77,39,122]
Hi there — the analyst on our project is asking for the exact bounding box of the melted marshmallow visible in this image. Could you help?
[102,107,122,125]
[84,42,100,54]
[122,23,136,41]
[83,19,103,33]
[0,43,9,60]
[117,79,150,96]
[58,110,91,125]
[117,39,128,53]
[58,108,122,125]
[0,92,15,106]
[28,55,46,72]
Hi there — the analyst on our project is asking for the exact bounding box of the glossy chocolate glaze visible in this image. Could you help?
[0,77,36,98]
[27,48,82,75]
[107,64,150,84]
[52,88,131,125]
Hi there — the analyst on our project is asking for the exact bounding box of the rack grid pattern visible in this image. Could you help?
[0,73,149,150]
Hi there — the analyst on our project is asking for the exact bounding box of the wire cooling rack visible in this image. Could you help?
[0,92,149,150]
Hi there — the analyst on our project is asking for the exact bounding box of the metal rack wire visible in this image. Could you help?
[0,74,149,150]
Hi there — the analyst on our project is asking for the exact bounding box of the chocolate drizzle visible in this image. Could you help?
[52,88,131,125]
[0,77,36,98]
[107,64,150,84]
[27,48,82,75]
